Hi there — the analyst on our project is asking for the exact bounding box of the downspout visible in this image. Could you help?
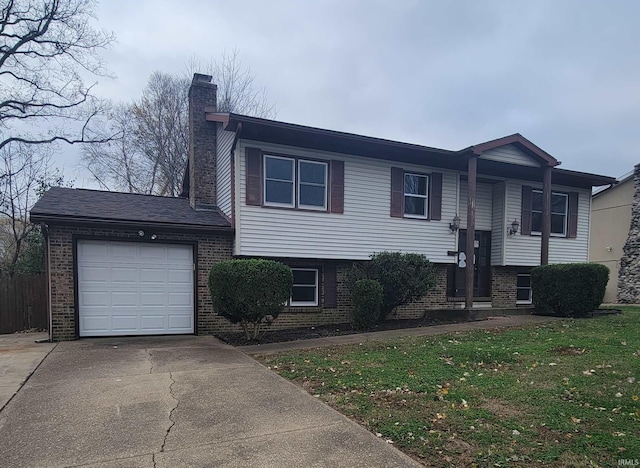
[43,223,53,342]
[229,122,243,230]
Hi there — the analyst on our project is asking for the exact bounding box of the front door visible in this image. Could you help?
[454,230,491,298]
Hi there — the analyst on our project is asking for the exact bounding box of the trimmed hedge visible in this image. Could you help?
[531,263,609,316]
[347,251,436,320]
[209,259,293,340]
[351,279,383,330]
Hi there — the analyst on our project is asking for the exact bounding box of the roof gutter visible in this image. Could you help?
[29,214,234,233]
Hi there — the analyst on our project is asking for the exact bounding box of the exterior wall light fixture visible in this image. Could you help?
[449,214,460,232]
[508,219,520,236]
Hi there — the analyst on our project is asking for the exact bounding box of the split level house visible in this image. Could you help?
[31,74,617,341]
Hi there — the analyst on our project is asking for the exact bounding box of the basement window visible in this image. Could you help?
[516,274,532,304]
[290,269,318,306]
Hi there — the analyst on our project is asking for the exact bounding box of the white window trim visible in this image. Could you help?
[290,268,319,307]
[531,190,568,237]
[297,160,328,210]
[516,273,533,305]
[264,155,295,208]
[403,172,429,219]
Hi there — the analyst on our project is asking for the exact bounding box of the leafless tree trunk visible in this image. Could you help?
[0,0,116,151]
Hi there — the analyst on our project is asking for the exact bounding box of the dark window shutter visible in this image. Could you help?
[521,185,532,235]
[330,160,344,214]
[323,265,337,308]
[390,167,404,218]
[245,147,262,206]
[567,192,579,238]
[429,172,443,220]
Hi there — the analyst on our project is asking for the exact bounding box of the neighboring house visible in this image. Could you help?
[618,164,640,303]
[590,170,635,302]
[31,74,616,341]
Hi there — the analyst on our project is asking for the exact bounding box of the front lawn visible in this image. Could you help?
[257,307,640,467]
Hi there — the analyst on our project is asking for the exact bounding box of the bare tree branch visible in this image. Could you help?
[0,0,115,151]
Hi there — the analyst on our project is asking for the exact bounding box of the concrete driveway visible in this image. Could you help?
[0,335,420,468]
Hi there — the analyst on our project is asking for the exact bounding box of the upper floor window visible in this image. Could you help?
[264,156,294,207]
[404,173,429,218]
[263,155,327,210]
[531,190,568,236]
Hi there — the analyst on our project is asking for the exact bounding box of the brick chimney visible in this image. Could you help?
[618,163,640,303]
[188,73,217,209]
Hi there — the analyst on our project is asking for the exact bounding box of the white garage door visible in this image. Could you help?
[77,240,195,337]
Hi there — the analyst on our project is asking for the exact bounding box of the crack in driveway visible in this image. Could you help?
[160,372,179,453]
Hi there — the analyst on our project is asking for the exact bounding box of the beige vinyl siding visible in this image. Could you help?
[236,140,458,262]
[491,182,506,265]
[458,181,493,231]
[216,126,235,217]
[503,180,591,266]
[479,144,540,167]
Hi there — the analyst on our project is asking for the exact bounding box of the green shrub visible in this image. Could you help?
[531,263,609,316]
[351,279,383,329]
[347,251,437,320]
[209,259,293,341]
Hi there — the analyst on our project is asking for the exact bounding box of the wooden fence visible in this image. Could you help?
[0,273,47,334]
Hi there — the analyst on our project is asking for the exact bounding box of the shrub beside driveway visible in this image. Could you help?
[257,307,640,467]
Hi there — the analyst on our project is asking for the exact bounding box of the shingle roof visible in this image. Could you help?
[30,187,231,230]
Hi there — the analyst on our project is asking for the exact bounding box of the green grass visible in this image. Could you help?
[256,307,640,467]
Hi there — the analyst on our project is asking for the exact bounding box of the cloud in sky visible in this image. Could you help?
[62,0,640,186]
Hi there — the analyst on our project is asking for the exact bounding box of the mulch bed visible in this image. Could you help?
[216,316,478,346]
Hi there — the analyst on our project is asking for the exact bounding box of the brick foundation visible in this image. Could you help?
[46,225,529,341]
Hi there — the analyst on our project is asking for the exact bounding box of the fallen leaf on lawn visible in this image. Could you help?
[570,417,581,424]
[615,392,623,398]
[627,377,636,384]
[632,395,639,401]
[583,370,594,376]
[612,432,625,437]
[512,429,521,436]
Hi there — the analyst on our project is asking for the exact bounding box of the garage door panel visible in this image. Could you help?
[80,316,110,332]
[80,291,110,307]
[78,265,110,283]
[78,241,194,337]
[167,268,192,284]
[167,246,192,260]
[110,315,140,331]
[168,315,193,330]
[139,244,167,259]
[111,267,139,282]
[111,291,140,307]
[168,292,192,307]
[109,243,138,258]
[140,291,166,306]
[140,268,167,283]
[78,241,108,259]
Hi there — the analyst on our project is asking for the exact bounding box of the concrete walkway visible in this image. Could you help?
[0,335,420,468]
[0,332,56,411]
[240,314,561,355]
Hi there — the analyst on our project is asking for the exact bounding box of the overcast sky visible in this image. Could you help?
[62,0,640,186]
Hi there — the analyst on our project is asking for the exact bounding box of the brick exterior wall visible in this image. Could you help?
[46,224,233,341]
[491,266,531,308]
[188,74,218,208]
[46,222,528,341]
